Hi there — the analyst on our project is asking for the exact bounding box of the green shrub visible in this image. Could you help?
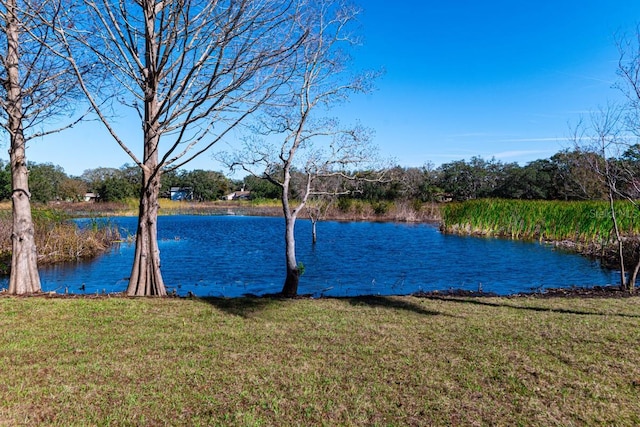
[337,197,352,212]
[372,201,391,215]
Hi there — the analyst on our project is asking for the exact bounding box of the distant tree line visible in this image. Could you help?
[352,148,640,203]
[3,145,639,205]
[0,161,235,203]
[286,147,639,204]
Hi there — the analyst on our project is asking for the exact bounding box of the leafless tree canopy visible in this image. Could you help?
[230,0,379,185]
[56,0,301,171]
[0,0,85,140]
[0,0,95,295]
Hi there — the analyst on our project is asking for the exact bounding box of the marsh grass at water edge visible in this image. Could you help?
[0,208,121,275]
[441,199,640,244]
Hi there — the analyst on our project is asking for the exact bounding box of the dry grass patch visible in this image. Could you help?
[0,209,120,274]
[0,295,639,426]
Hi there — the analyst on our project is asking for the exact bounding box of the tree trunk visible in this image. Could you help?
[311,217,317,245]
[6,0,41,295]
[8,157,41,295]
[280,165,301,297]
[629,244,640,293]
[281,210,299,297]
[126,170,166,296]
[126,8,166,297]
[608,185,627,290]
[630,260,639,293]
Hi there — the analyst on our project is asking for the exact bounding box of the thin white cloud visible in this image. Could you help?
[492,150,550,159]
[443,133,496,138]
[496,137,570,143]
[554,70,615,85]
[428,152,478,158]
[441,134,571,144]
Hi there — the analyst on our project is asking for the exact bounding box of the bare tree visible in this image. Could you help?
[302,167,385,243]
[226,0,379,297]
[572,105,632,290]
[610,28,640,292]
[52,1,302,296]
[304,176,344,244]
[306,196,330,244]
[0,0,86,294]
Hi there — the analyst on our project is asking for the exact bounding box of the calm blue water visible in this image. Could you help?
[0,215,617,297]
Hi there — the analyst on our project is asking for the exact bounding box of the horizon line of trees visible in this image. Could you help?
[1,144,637,205]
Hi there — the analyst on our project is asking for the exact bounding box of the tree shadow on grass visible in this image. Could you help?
[198,296,284,318]
[344,295,443,316]
[197,294,444,318]
[420,295,640,319]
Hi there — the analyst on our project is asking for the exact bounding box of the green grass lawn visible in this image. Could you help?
[1,295,640,426]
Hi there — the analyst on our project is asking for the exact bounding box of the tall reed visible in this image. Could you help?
[0,208,121,274]
[440,199,640,246]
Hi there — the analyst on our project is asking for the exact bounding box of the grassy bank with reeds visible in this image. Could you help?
[441,199,640,248]
[56,198,441,222]
[0,205,121,275]
[0,295,639,426]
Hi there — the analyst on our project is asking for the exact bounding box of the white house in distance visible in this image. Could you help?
[170,187,194,201]
[223,189,251,200]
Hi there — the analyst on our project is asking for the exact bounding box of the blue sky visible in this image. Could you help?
[10,1,640,176]
[347,0,640,168]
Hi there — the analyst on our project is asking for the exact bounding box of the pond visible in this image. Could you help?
[0,215,618,297]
